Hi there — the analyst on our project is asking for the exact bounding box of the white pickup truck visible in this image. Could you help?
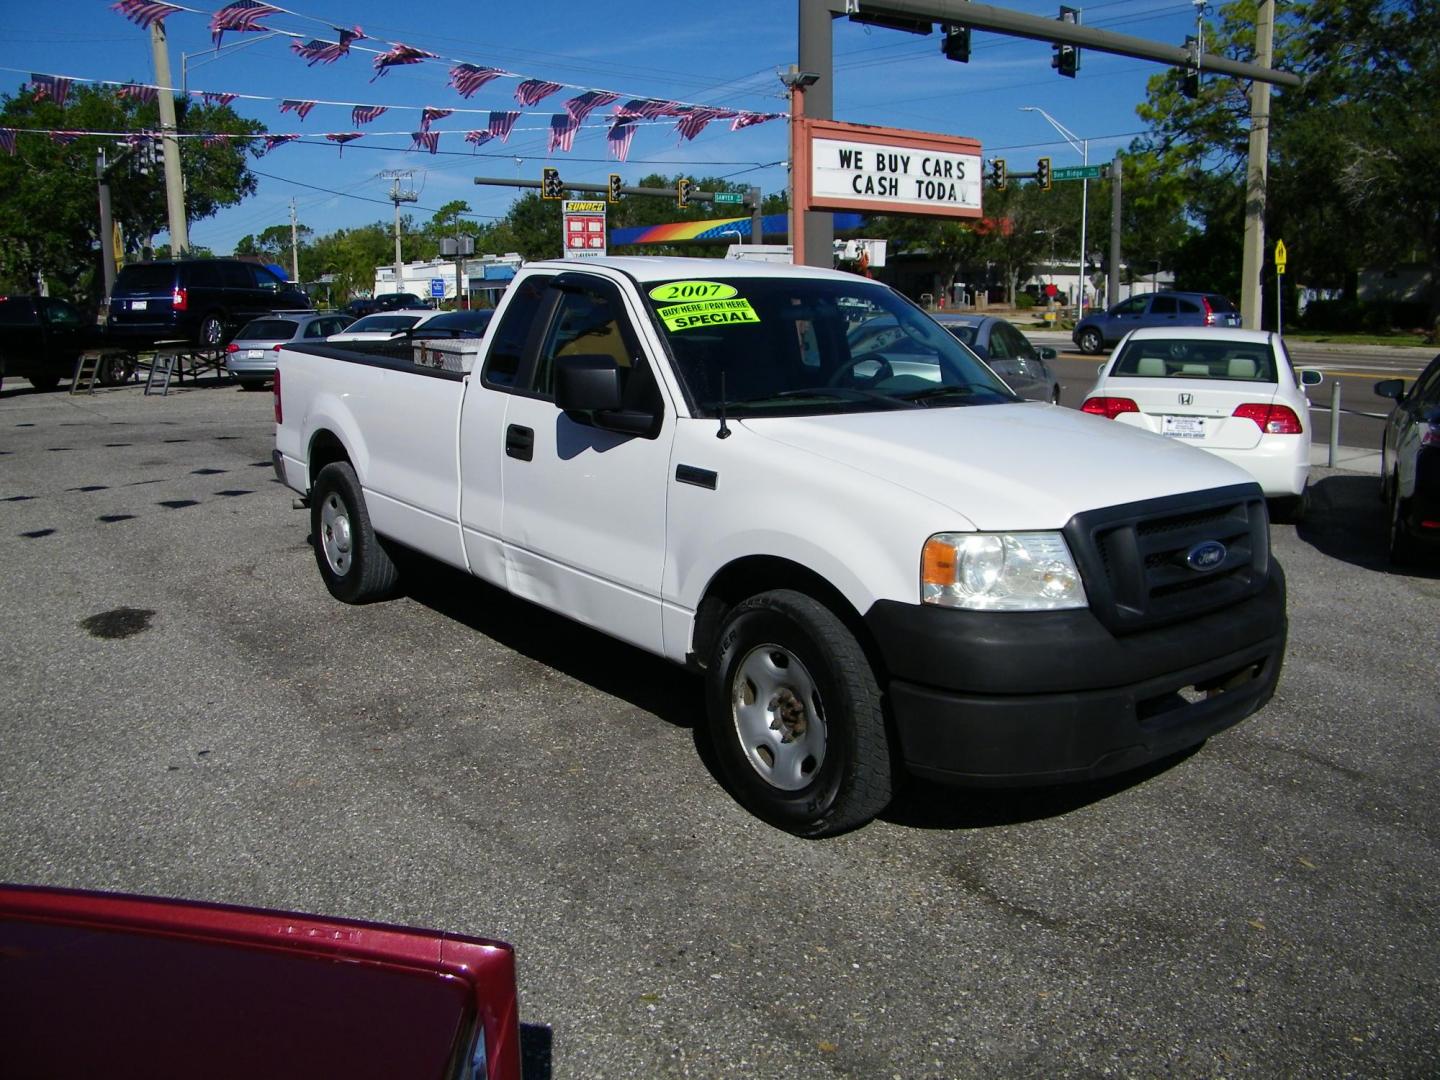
[274,257,1287,836]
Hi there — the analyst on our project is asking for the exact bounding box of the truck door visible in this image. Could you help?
[466,272,675,654]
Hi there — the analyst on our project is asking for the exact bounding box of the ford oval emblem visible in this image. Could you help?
[1186,540,1227,572]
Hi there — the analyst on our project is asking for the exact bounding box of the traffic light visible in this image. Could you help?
[1036,157,1052,191]
[1182,35,1201,99]
[677,177,693,208]
[990,158,1006,190]
[1052,6,1081,78]
[541,167,562,199]
[940,23,971,63]
[607,173,622,204]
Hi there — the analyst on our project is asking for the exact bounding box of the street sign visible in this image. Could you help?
[1274,238,1287,275]
[1051,164,1104,181]
[713,191,745,205]
[562,200,607,259]
[428,278,445,298]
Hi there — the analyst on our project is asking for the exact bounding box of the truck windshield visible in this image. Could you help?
[641,276,1016,417]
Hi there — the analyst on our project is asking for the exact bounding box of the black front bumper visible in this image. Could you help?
[864,562,1287,786]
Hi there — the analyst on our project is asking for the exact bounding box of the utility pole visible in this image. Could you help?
[97,149,117,299]
[1239,0,1274,329]
[148,22,188,255]
[289,198,300,285]
[1108,152,1122,309]
[382,171,418,295]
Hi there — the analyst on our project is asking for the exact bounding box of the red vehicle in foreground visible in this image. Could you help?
[0,885,521,1080]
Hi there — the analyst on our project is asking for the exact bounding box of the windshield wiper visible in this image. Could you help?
[727,387,920,410]
[898,384,1015,407]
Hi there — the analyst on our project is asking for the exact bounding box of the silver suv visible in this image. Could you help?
[1072,291,1241,354]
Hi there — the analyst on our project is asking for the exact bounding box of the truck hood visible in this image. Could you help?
[739,401,1257,531]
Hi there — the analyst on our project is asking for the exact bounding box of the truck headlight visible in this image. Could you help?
[922,532,1087,611]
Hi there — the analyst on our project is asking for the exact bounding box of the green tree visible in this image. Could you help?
[0,82,262,300]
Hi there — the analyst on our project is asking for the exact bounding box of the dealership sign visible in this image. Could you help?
[797,118,982,220]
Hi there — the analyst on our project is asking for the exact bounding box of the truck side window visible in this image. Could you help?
[534,281,638,396]
[482,275,552,389]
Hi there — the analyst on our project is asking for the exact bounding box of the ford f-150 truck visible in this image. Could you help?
[274,257,1287,837]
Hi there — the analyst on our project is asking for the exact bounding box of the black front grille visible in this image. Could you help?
[1064,484,1270,634]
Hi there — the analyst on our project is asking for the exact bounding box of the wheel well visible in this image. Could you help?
[307,430,351,486]
[690,556,883,677]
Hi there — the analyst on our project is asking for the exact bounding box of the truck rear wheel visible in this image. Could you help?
[707,590,892,837]
[310,462,399,603]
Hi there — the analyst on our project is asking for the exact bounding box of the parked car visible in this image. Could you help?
[932,313,1062,403]
[106,258,312,348]
[0,294,99,391]
[845,314,1047,402]
[1072,290,1241,354]
[225,312,353,388]
[0,884,521,1079]
[409,308,494,341]
[1376,352,1440,563]
[1081,327,1322,519]
[344,292,426,318]
[326,311,436,344]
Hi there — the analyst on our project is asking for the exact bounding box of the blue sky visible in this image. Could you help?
[1,0,1206,252]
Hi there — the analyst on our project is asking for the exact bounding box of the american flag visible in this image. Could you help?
[547,114,579,154]
[326,132,362,156]
[420,106,453,131]
[514,79,563,108]
[116,82,159,104]
[410,130,440,155]
[562,90,618,124]
[210,1,278,48]
[616,98,679,120]
[731,111,780,131]
[463,130,493,151]
[110,0,182,30]
[0,129,17,156]
[351,105,387,126]
[606,117,637,163]
[487,111,520,142]
[50,131,81,146]
[29,74,72,107]
[202,92,238,107]
[261,134,298,155]
[290,26,364,66]
[449,64,503,98]
[371,43,438,82]
[279,99,317,120]
[675,107,734,142]
[202,133,231,147]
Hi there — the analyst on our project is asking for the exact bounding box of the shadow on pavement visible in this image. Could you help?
[1297,472,1440,578]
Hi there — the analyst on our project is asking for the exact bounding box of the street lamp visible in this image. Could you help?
[1020,106,1090,317]
[182,32,279,94]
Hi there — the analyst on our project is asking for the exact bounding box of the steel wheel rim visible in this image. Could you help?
[731,643,827,791]
[320,493,354,577]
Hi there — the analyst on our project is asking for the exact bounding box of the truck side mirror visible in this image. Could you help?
[554,353,658,437]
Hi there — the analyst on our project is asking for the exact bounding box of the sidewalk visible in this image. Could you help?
[1312,442,1380,474]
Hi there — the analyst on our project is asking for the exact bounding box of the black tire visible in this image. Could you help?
[706,589,892,837]
[198,313,226,348]
[1269,488,1308,525]
[28,371,61,392]
[310,462,399,603]
[98,352,136,387]
[1387,473,1419,566]
[1077,327,1103,355]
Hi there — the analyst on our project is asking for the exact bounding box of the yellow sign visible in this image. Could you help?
[1274,238,1287,275]
[648,280,738,303]
[657,298,759,332]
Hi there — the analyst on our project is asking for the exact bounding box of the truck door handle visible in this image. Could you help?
[505,424,534,461]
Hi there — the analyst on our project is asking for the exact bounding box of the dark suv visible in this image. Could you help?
[106,259,311,348]
[0,295,101,391]
[344,292,426,318]
[1072,290,1241,354]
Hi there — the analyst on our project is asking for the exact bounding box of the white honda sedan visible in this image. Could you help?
[1081,328,1323,519]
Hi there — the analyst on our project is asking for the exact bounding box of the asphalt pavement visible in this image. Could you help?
[2,378,1436,1078]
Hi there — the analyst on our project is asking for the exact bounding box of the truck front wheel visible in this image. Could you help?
[707,590,892,837]
[310,462,399,603]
